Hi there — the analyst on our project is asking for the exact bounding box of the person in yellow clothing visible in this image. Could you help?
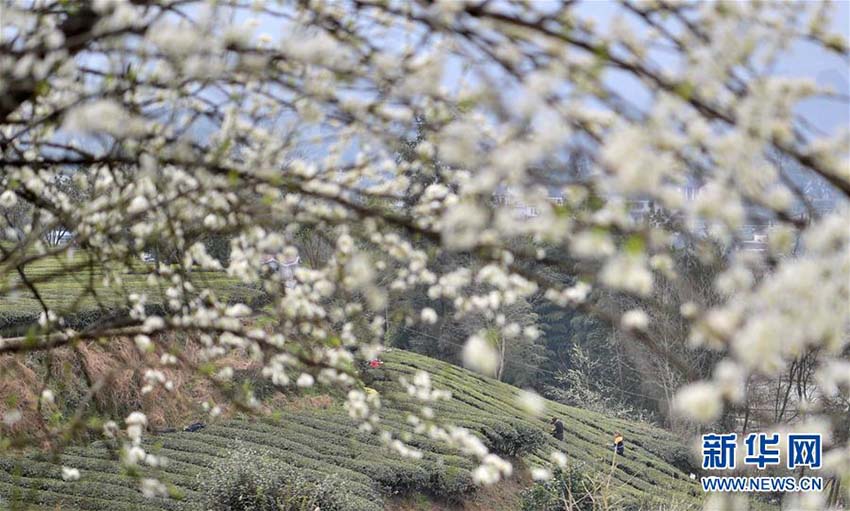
[613,432,624,455]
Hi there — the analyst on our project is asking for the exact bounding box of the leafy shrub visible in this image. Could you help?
[0,465,184,511]
[481,420,545,457]
[426,461,474,502]
[0,310,39,336]
[637,436,700,476]
[0,304,169,336]
[204,235,232,266]
[233,367,278,401]
[520,466,598,511]
[199,445,378,511]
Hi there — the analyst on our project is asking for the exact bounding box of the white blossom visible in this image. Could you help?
[441,203,488,251]
[531,467,553,481]
[420,307,438,324]
[103,421,119,438]
[516,389,545,417]
[673,383,723,424]
[125,445,146,465]
[40,389,55,406]
[471,454,513,485]
[63,100,146,137]
[621,309,649,331]
[61,466,80,481]
[296,373,315,387]
[713,360,747,403]
[461,335,500,377]
[134,335,153,353]
[600,255,653,296]
[1,0,848,493]
[127,196,150,215]
[125,412,148,443]
[140,478,168,498]
[0,190,17,208]
[2,410,22,426]
[550,451,567,468]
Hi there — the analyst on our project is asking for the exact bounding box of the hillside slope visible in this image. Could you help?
[0,250,260,337]
[377,350,702,508]
[0,350,702,510]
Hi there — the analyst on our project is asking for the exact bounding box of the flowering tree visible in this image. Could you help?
[1,0,848,505]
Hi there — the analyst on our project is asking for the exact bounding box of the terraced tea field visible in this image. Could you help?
[378,351,703,503]
[0,248,261,333]
[0,349,703,510]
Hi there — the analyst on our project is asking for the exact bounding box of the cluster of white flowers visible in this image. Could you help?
[125,412,147,444]
[526,450,569,483]
[673,382,723,424]
[544,281,592,307]
[401,371,452,402]
[345,389,381,431]
[530,466,552,482]
[61,466,80,482]
[516,389,546,417]
[550,450,568,468]
[471,454,513,485]
[600,254,654,297]
[140,478,169,499]
[420,307,438,325]
[380,430,424,460]
[141,369,174,394]
[621,309,649,331]
[40,389,55,406]
[682,210,850,431]
[121,412,164,468]
[461,334,500,377]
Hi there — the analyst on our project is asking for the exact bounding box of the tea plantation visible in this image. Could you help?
[0,249,262,336]
[0,350,703,510]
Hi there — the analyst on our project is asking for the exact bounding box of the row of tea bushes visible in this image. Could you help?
[0,349,702,509]
[377,350,702,505]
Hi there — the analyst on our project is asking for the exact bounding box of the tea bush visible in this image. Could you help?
[520,466,598,511]
[199,446,380,511]
[480,420,546,457]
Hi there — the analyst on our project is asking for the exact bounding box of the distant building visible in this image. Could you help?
[490,172,840,256]
[736,225,770,253]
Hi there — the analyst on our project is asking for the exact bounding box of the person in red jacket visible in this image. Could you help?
[368,358,383,369]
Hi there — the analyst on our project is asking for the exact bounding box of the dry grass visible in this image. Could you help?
[76,340,190,428]
[265,393,334,412]
[0,334,273,436]
[0,355,41,436]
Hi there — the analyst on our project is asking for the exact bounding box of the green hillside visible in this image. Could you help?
[0,249,260,335]
[0,350,702,510]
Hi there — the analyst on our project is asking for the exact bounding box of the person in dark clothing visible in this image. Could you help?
[550,417,564,441]
[613,432,624,455]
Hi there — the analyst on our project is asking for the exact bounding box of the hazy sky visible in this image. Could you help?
[575,0,850,134]
[241,1,850,129]
[215,0,850,152]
